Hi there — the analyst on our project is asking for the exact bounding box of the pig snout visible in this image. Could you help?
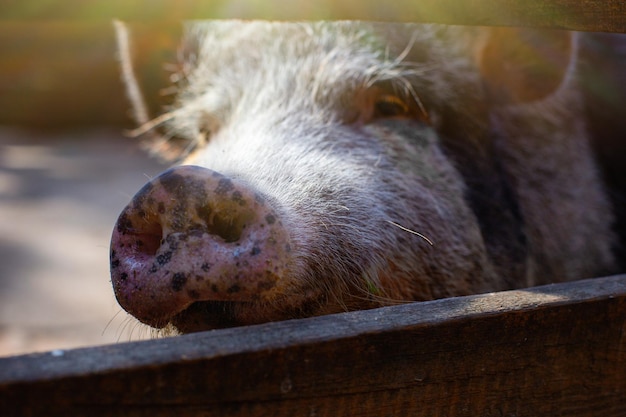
[110,165,293,329]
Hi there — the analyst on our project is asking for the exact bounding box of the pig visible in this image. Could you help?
[110,21,623,334]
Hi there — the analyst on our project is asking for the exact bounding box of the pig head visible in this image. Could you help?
[111,22,619,333]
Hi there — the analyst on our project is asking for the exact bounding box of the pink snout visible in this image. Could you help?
[110,165,293,328]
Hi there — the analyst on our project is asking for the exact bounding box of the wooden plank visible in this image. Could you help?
[1,0,626,33]
[0,22,122,127]
[0,21,179,127]
[2,3,625,127]
[1,275,625,416]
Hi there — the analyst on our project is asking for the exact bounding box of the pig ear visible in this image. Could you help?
[478,27,574,103]
[113,20,184,162]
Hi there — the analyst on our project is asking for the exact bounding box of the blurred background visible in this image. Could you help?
[0,4,212,357]
[0,0,615,357]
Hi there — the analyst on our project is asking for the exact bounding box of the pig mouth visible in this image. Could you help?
[168,288,329,333]
[169,300,245,332]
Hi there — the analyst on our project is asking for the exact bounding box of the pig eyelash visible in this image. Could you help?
[399,79,430,122]
[365,70,430,124]
[394,29,420,66]
[365,30,430,122]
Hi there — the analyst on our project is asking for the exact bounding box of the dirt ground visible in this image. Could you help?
[0,127,168,357]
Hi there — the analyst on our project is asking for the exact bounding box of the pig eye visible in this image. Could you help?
[370,90,430,124]
[354,85,430,125]
[374,95,411,118]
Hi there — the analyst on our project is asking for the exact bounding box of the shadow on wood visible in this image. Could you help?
[1,275,625,416]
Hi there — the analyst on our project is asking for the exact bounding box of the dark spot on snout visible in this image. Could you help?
[165,234,180,250]
[157,251,172,266]
[201,262,212,272]
[169,203,190,231]
[111,259,120,269]
[120,272,128,282]
[231,190,246,205]
[171,272,187,292]
[158,202,165,214]
[251,246,261,256]
[116,213,133,234]
[265,214,276,225]
[159,172,186,195]
[215,178,234,195]
[188,290,201,300]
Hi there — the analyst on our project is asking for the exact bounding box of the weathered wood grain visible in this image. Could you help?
[1,275,625,416]
[0,22,179,127]
[2,0,626,127]
[1,0,626,33]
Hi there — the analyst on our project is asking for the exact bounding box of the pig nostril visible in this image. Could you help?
[210,213,246,243]
[139,228,163,256]
[127,219,163,257]
[197,204,252,243]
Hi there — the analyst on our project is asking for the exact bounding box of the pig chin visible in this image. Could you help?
[168,301,262,333]
[167,290,324,333]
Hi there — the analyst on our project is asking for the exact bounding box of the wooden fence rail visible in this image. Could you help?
[1,0,626,33]
[2,1,626,127]
[1,275,625,416]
